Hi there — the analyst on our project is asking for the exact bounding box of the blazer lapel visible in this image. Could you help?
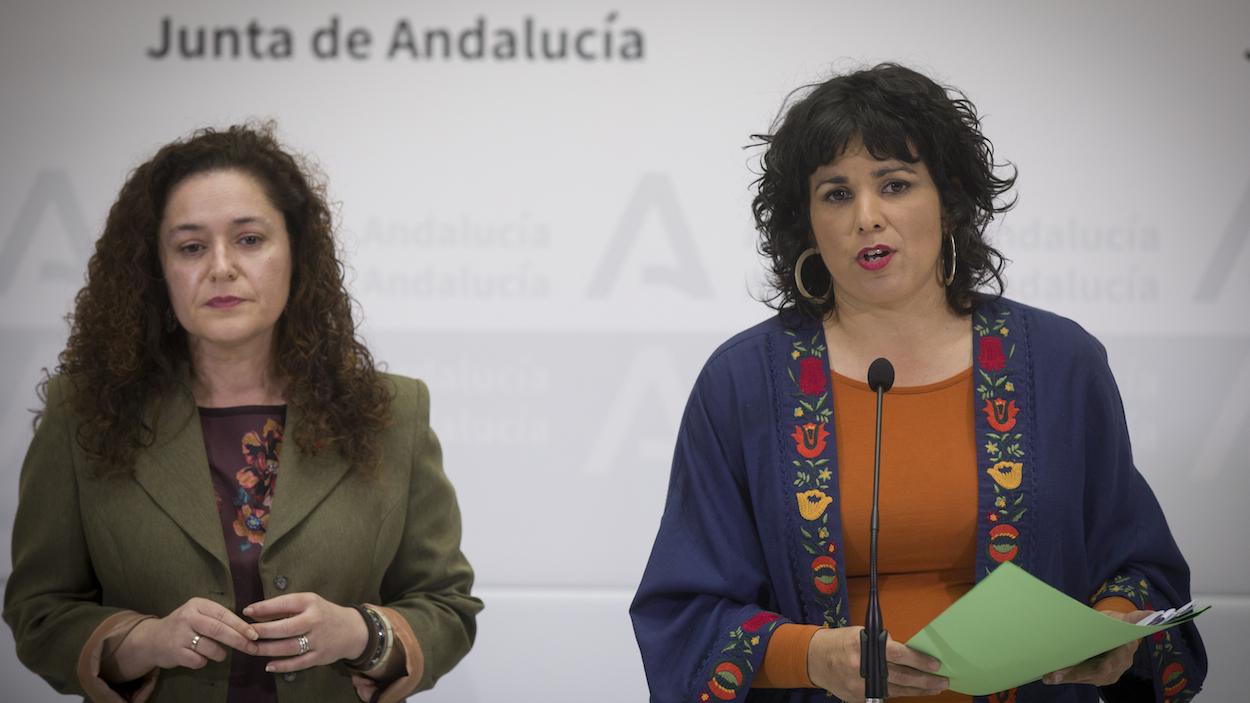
[263,401,351,551]
[132,385,230,570]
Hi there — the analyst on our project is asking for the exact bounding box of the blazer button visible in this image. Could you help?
[273,575,289,591]
[282,672,297,683]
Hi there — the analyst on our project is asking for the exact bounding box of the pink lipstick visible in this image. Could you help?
[206,296,243,308]
[857,245,894,271]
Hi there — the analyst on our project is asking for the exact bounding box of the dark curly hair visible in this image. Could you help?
[42,122,391,477]
[752,63,1016,317]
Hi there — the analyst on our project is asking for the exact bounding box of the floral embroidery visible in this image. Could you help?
[983,397,1019,432]
[697,613,781,702]
[230,417,283,551]
[783,328,847,630]
[796,489,833,520]
[791,422,829,458]
[975,309,1026,567]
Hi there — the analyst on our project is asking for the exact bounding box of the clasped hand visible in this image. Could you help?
[121,593,367,678]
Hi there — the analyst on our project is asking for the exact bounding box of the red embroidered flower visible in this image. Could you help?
[979,336,1007,371]
[1161,662,1186,697]
[791,423,829,459]
[709,662,743,700]
[811,556,839,595]
[991,689,1017,703]
[983,398,1020,432]
[742,612,780,633]
[798,357,826,395]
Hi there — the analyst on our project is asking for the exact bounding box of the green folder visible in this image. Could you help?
[904,562,1207,695]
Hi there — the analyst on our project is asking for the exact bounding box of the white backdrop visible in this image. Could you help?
[2,1,1248,700]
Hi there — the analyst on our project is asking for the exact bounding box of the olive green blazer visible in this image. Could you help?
[3,373,481,702]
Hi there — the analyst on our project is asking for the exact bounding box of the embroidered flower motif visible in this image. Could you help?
[791,350,801,360]
[985,441,999,454]
[798,357,827,395]
[978,336,1007,372]
[983,398,1020,432]
[818,469,831,481]
[233,504,268,546]
[708,662,744,700]
[999,327,1010,337]
[1004,381,1015,392]
[995,496,1007,508]
[750,636,760,645]
[791,423,829,459]
[700,694,710,702]
[1161,661,1186,697]
[988,523,1019,562]
[987,461,1023,490]
[794,407,804,418]
[818,527,829,539]
[797,490,833,520]
[742,612,781,633]
[812,556,839,595]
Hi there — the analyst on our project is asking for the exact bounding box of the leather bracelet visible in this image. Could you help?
[344,605,384,671]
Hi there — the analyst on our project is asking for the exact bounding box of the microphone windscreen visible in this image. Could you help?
[867,357,895,392]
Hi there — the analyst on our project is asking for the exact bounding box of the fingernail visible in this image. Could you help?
[248,629,259,640]
[265,665,275,673]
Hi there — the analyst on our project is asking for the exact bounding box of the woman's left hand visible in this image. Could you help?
[244,593,368,673]
[1042,609,1149,686]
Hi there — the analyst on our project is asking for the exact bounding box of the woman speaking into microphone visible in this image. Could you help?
[4,124,481,702]
[630,64,1205,702]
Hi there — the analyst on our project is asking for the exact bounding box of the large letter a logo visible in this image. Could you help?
[586,173,713,299]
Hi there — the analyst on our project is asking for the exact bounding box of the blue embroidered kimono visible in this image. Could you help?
[630,298,1205,703]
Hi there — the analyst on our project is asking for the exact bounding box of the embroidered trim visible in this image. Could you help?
[782,328,849,632]
[974,309,1027,568]
[1091,575,1198,702]
[695,612,781,702]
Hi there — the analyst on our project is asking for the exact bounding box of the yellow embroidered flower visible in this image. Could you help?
[751,636,760,646]
[985,441,999,454]
[794,407,804,418]
[995,496,1007,508]
[791,350,801,359]
[797,490,833,520]
[1004,381,1015,392]
[987,461,1024,490]
[818,527,829,540]
[818,469,831,481]
[1000,327,1010,336]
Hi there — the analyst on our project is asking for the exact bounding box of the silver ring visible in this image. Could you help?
[190,634,201,651]
[297,635,310,655]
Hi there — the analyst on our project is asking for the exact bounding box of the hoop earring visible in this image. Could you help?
[794,247,832,303]
[943,232,957,287]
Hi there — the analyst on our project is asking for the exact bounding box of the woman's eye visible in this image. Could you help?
[884,180,910,194]
[239,234,262,246]
[179,243,204,255]
[825,187,851,202]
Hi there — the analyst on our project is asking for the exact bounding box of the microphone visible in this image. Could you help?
[861,357,894,702]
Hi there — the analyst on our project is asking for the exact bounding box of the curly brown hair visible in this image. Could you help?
[752,63,1016,317]
[43,122,391,477]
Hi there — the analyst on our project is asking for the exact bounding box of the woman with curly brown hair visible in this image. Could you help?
[630,64,1205,702]
[3,124,481,702]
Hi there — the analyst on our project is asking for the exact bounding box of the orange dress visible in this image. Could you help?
[757,367,976,702]
[756,368,1133,699]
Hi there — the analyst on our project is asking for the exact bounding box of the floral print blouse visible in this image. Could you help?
[200,405,285,703]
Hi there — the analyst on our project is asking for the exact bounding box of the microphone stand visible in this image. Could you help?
[861,359,892,702]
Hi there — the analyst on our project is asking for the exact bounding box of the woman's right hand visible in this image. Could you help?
[807,626,948,699]
[104,598,260,682]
